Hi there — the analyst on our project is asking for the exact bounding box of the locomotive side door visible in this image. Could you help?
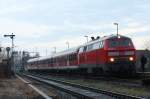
[78,46,87,66]
[78,47,84,65]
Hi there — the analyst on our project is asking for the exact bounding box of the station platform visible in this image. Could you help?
[0,76,41,99]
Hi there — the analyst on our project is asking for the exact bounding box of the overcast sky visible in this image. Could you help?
[0,0,150,56]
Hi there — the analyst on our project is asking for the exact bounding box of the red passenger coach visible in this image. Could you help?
[27,34,136,76]
[27,47,79,71]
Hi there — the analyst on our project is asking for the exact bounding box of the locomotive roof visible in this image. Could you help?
[81,34,130,46]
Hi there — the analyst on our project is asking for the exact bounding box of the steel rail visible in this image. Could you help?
[16,74,52,99]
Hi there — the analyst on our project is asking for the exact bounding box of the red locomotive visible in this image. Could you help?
[27,34,136,75]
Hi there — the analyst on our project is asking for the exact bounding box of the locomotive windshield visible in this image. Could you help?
[109,39,132,47]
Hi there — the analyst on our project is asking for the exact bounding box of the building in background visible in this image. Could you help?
[13,51,40,72]
[136,50,150,72]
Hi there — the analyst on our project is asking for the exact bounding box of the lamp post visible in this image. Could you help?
[45,48,47,56]
[113,23,119,37]
[66,42,69,66]
[84,35,88,43]
[53,47,56,53]
[4,33,15,74]
[66,42,69,49]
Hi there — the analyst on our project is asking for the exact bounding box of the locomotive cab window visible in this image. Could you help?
[109,39,132,47]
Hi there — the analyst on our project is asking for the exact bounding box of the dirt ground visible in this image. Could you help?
[0,76,42,99]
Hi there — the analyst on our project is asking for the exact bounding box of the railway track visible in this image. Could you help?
[137,72,150,77]
[36,72,145,87]
[19,73,144,99]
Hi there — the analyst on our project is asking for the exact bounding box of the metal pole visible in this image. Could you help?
[66,42,69,49]
[11,33,15,73]
[46,49,47,56]
[114,23,118,37]
[54,47,56,53]
[65,42,69,66]
[117,24,118,37]
[4,33,15,74]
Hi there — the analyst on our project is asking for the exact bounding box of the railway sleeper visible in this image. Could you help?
[142,78,150,86]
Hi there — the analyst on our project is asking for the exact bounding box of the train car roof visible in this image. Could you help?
[27,57,39,63]
[27,46,80,63]
[52,47,79,57]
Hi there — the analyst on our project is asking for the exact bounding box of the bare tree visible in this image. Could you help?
[143,39,150,50]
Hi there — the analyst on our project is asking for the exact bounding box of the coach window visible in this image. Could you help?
[69,55,71,61]
[74,54,76,60]
[71,54,73,61]
[50,59,52,64]
[47,59,49,64]
[45,60,47,64]
[53,58,55,63]
[43,60,45,64]
[43,60,46,64]
[61,56,64,62]
[71,55,73,61]
[72,54,74,60]
[73,54,76,60]
[42,60,44,64]
[54,58,56,63]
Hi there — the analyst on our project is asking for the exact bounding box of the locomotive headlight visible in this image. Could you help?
[129,57,134,61]
[110,57,115,62]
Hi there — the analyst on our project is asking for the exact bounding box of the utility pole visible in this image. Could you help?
[4,33,15,74]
